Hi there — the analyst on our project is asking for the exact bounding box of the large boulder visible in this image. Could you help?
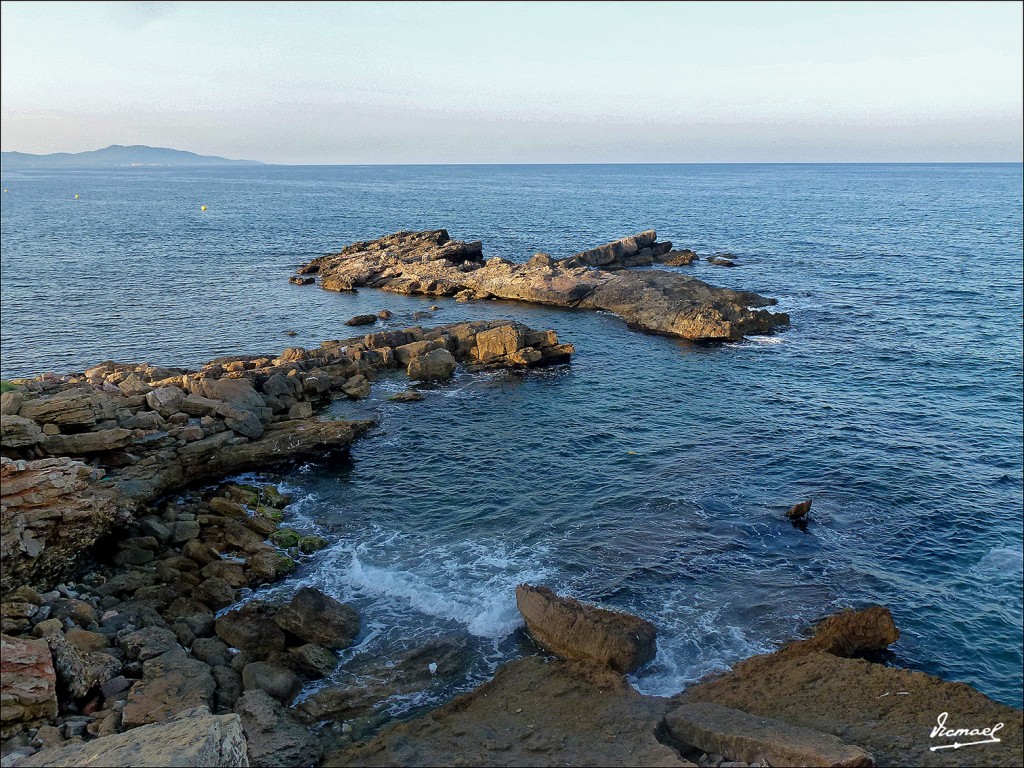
[17,389,115,427]
[792,606,899,657]
[663,701,874,767]
[145,386,187,418]
[406,348,456,382]
[42,428,134,456]
[241,662,303,706]
[0,634,57,738]
[216,602,286,657]
[0,414,43,449]
[273,587,359,650]
[515,585,656,674]
[235,690,322,767]
[46,632,122,700]
[17,706,248,767]
[0,457,120,595]
[122,651,216,729]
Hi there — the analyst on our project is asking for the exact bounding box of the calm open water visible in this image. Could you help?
[1,164,1022,708]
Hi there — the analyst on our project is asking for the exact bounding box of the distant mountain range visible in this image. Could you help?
[0,145,263,169]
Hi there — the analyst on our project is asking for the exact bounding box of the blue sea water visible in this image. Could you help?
[1,163,1022,709]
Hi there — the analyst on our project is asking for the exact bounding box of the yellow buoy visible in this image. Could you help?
[200,205,207,211]
[2,188,8,193]
[74,194,79,199]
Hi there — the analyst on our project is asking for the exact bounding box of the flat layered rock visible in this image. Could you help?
[515,584,656,673]
[17,706,248,767]
[0,634,57,738]
[326,656,692,767]
[663,701,874,767]
[296,230,787,341]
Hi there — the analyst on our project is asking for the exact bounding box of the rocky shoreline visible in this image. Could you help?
[291,230,789,342]
[2,316,1021,767]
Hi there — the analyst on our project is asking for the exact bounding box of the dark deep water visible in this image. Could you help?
[1,163,1022,708]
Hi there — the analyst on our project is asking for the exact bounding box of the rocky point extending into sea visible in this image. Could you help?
[1,234,1020,767]
[290,230,788,341]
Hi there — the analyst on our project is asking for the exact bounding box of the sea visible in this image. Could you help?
[1,163,1021,710]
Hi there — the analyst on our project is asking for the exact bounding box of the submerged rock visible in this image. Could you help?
[344,314,378,327]
[515,584,656,674]
[791,605,899,658]
[295,230,787,341]
[787,499,812,520]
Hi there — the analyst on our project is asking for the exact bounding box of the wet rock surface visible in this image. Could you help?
[0,320,572,593]
[516,584,657,673]
[295,230,787,341]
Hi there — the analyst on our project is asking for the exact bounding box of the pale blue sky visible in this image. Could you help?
[1,1,1021,163]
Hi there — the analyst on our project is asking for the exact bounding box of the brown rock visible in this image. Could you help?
[345,314,378,327]
[659,249,699,266]
[145,386,186,417]
[241,662,303,705]
[43,427,134,455]
[0,634,58,738]
[662,701,874,767]
[273,587,359,650]
[515,584,656,673]
[406,348,457,382]
[787,499,812,520]
[216,603,286,656]
[0,414,43,448]
[122,651,215,729]
[793,606,900,657]
[17,706,248,767]
[235,689,322,767]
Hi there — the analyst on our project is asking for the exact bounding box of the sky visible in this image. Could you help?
[1,1,1021,164]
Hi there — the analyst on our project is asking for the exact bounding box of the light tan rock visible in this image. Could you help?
[663,701,874,767]
[515,585,656,673]
[18,706,249,767]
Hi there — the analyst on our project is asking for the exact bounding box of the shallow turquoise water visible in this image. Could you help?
[1,163,1021,707]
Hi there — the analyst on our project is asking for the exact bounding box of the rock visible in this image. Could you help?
[43,427,134,456]
[407,348,457,382]
[179,393,221,417]
[235,689,322,768]
[122,651,216,728]
[49,597,97,627]
[0,390,25,415]
[17,389,114,427]
[246,551,294,584]
[323,656,686,767]
[659,249,699,266]
[218,403,264,439]
[273,587,359,650]
[474,324,524,361]
[345,314,378,327]
[663,701,874,767]
[119,626,180,661]
[389,390,423,403]
[298,230,785,341]
[191,637,231,668]
[145,386,186,418]
[707,256,735,267]
[192,577,238,610]
[216,603,286,657]
[241,662,303,705]
[0,634,58,738]
[214,665,243,711]
[203,378,266,412]
[793,606,900,657]
[284,643,338,679]
[31,619,63,638]
[377,309,392,320]
[341,374,371,399]
[170,520,202,544]
[0,415,43,449]
[289,275,315,285]
[679,630,1023,768]
[16,706,249,767]
[201,561,247,588]
[1,601,38,635]
[46,632,121,700]
[65,628,108,653]
[287,401,313,419]
[515,584,656,673]
[787,499,812,520]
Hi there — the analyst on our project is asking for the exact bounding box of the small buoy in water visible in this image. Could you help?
[428,662,438,675]
[2,188,8,193]
[200,204,207,211]
[74,194,79,199]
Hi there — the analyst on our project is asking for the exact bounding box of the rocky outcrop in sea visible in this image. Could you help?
[292,230,788,341]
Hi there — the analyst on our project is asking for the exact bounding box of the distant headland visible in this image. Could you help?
[0,144,263,169]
